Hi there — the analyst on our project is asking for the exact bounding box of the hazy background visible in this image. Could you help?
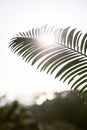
[0,0,87,103]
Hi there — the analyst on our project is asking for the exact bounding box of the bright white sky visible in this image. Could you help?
[0,0,87,103]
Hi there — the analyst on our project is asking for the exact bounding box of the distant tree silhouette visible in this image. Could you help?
[29,91,87,130]
[1,91,87,129]
[0,96,39,130]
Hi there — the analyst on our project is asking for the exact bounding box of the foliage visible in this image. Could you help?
[24,90,87,130]
[9,25,87,97]
[0,96,39,130]
[0,91,87,130]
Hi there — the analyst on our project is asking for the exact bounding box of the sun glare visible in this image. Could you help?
[40,34,55,46]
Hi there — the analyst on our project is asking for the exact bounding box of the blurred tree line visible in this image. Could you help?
[0,91,87,130]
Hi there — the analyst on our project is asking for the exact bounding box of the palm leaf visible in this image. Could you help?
[9,25,87,97]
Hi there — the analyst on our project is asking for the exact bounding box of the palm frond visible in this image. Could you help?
[9,25,87,97]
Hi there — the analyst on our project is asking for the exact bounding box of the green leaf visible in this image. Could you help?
[9,25,87,97]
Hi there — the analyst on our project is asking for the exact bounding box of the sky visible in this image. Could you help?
[0,0,87,103]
